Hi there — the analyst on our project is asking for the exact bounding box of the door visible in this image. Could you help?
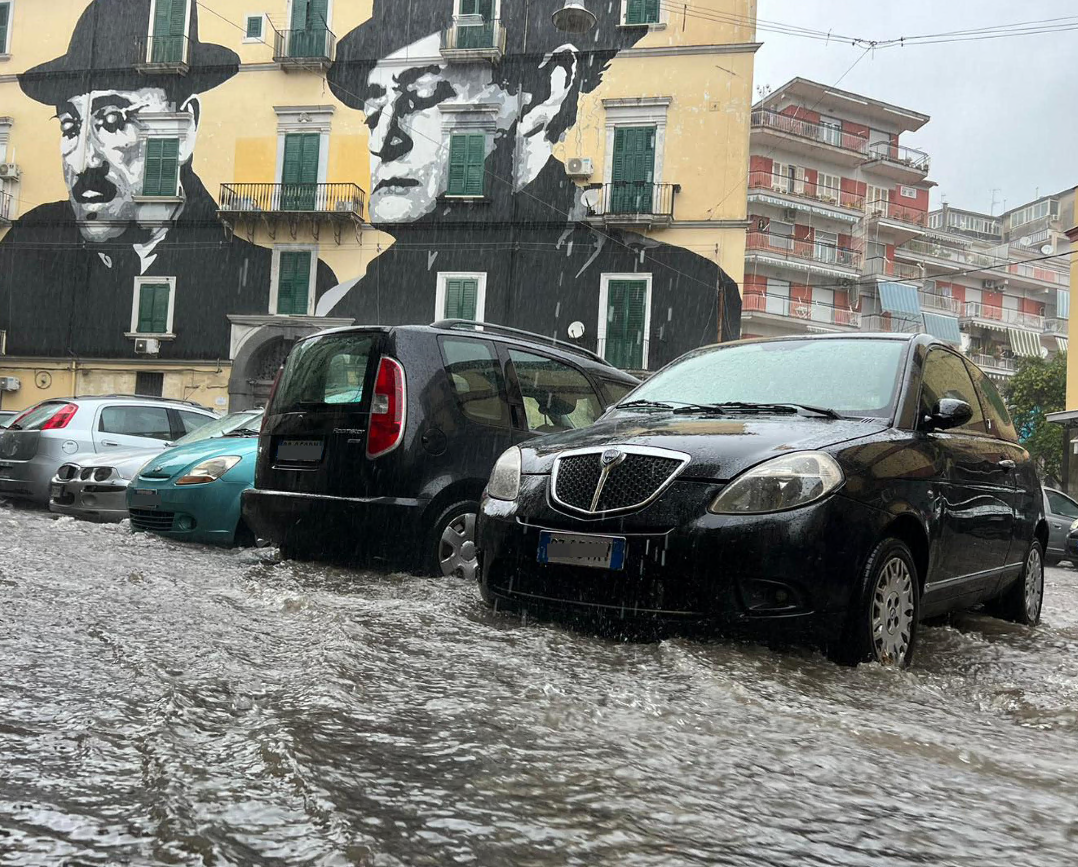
[457,0,495,48]
[151,0,187,63]
[281,133,320,210]
[765,278,789,316]
[1044,489,1078,559]
[289,0,328,57]
[603,280,648,369]
[610,127,655,214]
[919,350,1015,604]
[94,404,175,452]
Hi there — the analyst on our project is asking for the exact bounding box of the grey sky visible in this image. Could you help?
[755,0,1076,215]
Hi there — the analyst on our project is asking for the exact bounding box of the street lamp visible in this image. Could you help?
[551,1,596,34]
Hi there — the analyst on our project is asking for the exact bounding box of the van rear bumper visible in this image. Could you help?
[242,488,427,563]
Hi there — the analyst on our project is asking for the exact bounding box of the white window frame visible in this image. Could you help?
[899,185,918,199]
[598,273,653,369]
[0,0,14,55]
[269,245,318,316]
[243,12,265,43]
[128,276,177,338]
[601,98,672,193]
[619,0,667,28]
[143,0,192,63]
[816,172,840,203]
[435,271,487,322]
[454,0,502,21]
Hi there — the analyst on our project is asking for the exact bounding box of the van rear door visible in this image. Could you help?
[257,330,383,498]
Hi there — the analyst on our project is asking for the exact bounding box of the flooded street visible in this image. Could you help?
[3,505,1078,867]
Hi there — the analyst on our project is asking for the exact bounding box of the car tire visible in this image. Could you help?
[993,540,1044,626]
[430,500,480,580]
[836,538,920,667]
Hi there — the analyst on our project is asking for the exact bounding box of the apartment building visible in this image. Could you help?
[742,78,937,343]
[0,0,757,412]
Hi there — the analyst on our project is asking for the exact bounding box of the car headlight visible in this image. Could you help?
[176,455,242,486]
[709,451,844,514]
[487,447,522,501]
[1070,519,1078,533]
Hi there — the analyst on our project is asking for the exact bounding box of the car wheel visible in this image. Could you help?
[431,500,480,580]
[994,540,1044,626]
[838,538,920,667]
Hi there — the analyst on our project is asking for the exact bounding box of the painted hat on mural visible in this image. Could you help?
[19,0,239,106]
[327,0,647,109]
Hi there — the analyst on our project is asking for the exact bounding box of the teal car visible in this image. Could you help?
[127,411,263,546]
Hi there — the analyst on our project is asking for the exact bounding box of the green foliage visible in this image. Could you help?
[1004,351,1067,483]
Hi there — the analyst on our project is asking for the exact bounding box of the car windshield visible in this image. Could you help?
[623,339,908,418]
[173,410,263,446]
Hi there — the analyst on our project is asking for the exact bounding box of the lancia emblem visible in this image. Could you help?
[601,448,624,468]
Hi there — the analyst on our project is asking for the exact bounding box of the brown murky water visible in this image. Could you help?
[2,505,1078,866]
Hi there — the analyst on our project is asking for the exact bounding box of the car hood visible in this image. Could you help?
[520,412,890,480]
[72,447,165,479]
[138,435,259,480]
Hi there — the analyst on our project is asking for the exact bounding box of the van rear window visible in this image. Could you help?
[270,334,378,414]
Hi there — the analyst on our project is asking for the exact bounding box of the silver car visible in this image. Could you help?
[1043,486,1078,566]
[0,395,218,505]
[49,410,263,522]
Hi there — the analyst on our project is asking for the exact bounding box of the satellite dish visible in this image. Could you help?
[551,2,596,33]
[1041,243,1054,255]
[567,321,585,339]
[1019,235,1032,247]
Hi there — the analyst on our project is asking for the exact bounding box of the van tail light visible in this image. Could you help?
[367,357,406,458]
[262,366,283,431]
[41,403,78,430]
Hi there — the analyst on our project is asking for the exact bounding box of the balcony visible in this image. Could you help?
[747,171,863,219]
[1045,318,1069,335]
[750,109,868,166]
[441,18,506,61]
[1005,259,1069,289]
[969,353,1016,376]
[864,198,928,244]
[273,27,335,70]
[746,231,862,274]
[0,189,12,227]
[743,292,861,329]
[584,182,677,229]
[218,182,365,241]
[896,239,998,273]
[919,292,963,315]
[135,34,190,74]
[863,256,923,282]
[961,301,1044,332]
[864,141,931,182]
[861,314,921,335]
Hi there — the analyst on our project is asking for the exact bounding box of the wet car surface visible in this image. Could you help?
[3,503,1078,866]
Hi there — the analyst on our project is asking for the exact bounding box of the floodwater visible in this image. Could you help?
[2,505,1078,867]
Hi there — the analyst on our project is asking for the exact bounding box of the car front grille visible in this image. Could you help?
[130,509,175,532]
[552,449,688,515]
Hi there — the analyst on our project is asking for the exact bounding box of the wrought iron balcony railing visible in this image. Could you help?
[962,301,1045,332]
[748,171,864,210]
[218,182,365,216]
[866,141,931,173]
[586,182,678,221]
[136,34,190,67]
[864,198,928,227]
[441,18,507,55]
[273,27,335,61]
[746,231,862,270]
[969,353,1016,373]
[861,314,921,335]
[0,189,13,223]
[743,292,861,327]
[863,256,923,281]
[919,292,963,315]
[751,109,869,155]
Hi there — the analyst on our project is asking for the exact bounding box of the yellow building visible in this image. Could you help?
[0,0,756,413]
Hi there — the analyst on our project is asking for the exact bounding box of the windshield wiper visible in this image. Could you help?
[671,401,842,419]
[223,428,260,437]
[616,399,678,410]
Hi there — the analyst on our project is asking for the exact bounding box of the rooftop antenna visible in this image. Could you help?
[989,188,1001,215]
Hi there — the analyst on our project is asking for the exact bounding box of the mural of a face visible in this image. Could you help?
[56,88,198,242]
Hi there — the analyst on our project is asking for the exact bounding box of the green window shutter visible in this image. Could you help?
[143,139,179,196]
[290,0,309,30]
[277,252,312,315]
[465,134,486,196]
[308,0,328,26]
[246,15,262,38]
[625,0,644,24]
[0,4,10,52]
[643,0,660,22]
[448,135,468,196]
[281,133,319,209]
[138,284,170,334]
[444,278,479,320]
[151,0,185,61]
[605,281,647,369]
[610,126,656,213]
[168,0,187,35]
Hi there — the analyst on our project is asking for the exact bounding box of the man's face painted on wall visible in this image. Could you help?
[56,87,175,242]
[362,34,519,224]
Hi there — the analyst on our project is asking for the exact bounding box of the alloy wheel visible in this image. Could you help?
[1025,545,1044,622]
[871,556,915,665]
[439,512,478,580]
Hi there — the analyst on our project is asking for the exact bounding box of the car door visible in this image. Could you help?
[502,347,606,444]
[919,350,1014,605]
[1045,489,1078,560]
[93,404,175,453]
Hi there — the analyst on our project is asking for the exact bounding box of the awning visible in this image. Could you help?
[921,312,962,345]
[1008,327,1042,358]
[878,282,921,317]
[1058,336,1068,353]
[1058,289,1070,320]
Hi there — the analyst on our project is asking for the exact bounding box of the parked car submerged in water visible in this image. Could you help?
[477,334,1047,666]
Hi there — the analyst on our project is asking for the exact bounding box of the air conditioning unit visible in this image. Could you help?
[0,163,20,180]
[0,375,19,392]
[982,279,1006,291]
[565,157,593,179]
[134,337,161,355]
[782,207,798,221]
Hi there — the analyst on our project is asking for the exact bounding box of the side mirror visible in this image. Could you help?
[924,398,973,431]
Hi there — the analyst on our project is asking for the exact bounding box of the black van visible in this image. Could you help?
[242,321,638,575]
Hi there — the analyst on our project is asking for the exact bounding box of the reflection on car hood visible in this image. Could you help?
[68,447,166,479]
[140,436,260,480]
[521,412,890,480]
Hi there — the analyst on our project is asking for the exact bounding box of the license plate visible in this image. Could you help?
[131,489,160,508]
[277,438,324,462]
[538,531,626,571]
[50,483,65,500]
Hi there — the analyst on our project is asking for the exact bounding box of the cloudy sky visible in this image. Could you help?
[755,0,1076,214]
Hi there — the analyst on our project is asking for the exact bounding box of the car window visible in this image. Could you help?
[1047,490,1078,519]
[99,405,172,439]
[272,333,378,412]
[178,410,213,435]
[440,337,510,428]
[600,378,636,406]
[919,350,987,435]
[964,360,1019,443]
[508,349,604,434]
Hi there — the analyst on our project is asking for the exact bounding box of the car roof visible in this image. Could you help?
[36,394,215,410]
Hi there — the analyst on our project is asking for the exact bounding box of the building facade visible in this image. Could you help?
[0,0,756,413]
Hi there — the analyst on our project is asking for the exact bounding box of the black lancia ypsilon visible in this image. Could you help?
[476,334,1047,666]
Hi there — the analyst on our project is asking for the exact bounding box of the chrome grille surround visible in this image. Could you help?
[549,445,691,518]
